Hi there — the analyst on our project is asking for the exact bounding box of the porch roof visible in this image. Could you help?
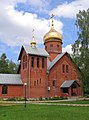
[60,80,75,88]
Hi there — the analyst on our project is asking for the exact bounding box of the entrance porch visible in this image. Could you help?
[60,80,81,97]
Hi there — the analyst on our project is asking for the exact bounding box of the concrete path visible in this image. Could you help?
[0,100,89,107]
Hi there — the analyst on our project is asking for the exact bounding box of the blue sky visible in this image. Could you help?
[0,0,89,63]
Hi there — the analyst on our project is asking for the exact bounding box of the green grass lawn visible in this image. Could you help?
[0,104,89,120]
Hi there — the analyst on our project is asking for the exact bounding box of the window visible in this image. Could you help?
[37,80,38,85]
[31,57,34,67]
[57,45,59,51]
[37,57,39,68]
[62,64,65,73]
[50,44,53,51]
[53,80,56,86]
[40,78,41,84]
[42,58,44,68]
[66,65,68,73]
[62,88,68,93]
[34,81,36,86]
[23,55,27,69]
[2,85,8,94]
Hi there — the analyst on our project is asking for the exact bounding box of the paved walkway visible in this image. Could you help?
[0,100,89,107]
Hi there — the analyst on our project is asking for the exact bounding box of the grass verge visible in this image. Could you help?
[0,104,89,120]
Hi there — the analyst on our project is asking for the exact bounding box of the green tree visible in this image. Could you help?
[72,9,89,95]
[0,53,9,73]
[0,53,18,74]
[8,60,18,74]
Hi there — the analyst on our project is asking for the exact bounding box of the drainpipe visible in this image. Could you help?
[27,54,30,99]
[46,70,49,98]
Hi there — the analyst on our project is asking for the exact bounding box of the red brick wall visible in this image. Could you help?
[47,53,82,97]
[30,56,47,98]
[0,85,23,98]
[44,40,62,61]
[20,48,48,98]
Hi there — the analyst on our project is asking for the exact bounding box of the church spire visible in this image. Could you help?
[30,29,36,48]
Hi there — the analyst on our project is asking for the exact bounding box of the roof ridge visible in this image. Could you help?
[48,52,67,70]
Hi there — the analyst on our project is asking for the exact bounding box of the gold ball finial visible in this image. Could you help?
[30,29,36,48]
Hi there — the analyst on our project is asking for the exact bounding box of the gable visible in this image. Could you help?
[18,46,26,60]
[18,45,49,60]
[60,80,80,88]
[48,52,73,71]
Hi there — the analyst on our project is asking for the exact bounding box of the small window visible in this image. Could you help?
[2,85,8,94]
[23,55,27,69]
[42,58,44,68]
[31,57,34,67]
[62,64,65,73]
[57,45,59,51]
[50,44,53,51]
[66,65,68,73]
[37,80,38,85]
[53,80,56,86]
[37,57,39,68]
[34,81,36,86]
[40,78,41,84]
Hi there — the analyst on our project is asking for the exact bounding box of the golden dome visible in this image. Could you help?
[44,15,62,43]
[30,39,36,47]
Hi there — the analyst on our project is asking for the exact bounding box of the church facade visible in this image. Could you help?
[0,18,82,99]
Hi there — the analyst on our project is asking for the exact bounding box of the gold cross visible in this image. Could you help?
[50,14,55,27]
[50,14,55,19]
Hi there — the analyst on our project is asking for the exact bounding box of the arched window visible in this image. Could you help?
[34,81,36,86]
[23,55,27,69]
[53,80,56,86]
[2,85,8,94]
[37,58,39,68]
[57,45,59,51]
[31,57,34,67]
[62,64,65,73]
[37,80,38,85]
[40,78,41,84]
[42,58,44,68]
[50,44,53,51]
[66,65,68,73]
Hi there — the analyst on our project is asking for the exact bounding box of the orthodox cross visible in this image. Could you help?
[50,14,55,26]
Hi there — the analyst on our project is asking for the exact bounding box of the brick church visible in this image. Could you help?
[0,17,82,99]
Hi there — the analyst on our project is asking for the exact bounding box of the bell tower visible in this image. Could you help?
[44,14,63,61]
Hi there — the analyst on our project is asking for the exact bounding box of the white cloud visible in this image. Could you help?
[62,44,73,54]
[0,1,63,46]
[50,0,89,18]
[27,0,49,8]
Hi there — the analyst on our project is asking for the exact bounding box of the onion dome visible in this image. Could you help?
[44,15,62,43]
[30,29,36,47]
